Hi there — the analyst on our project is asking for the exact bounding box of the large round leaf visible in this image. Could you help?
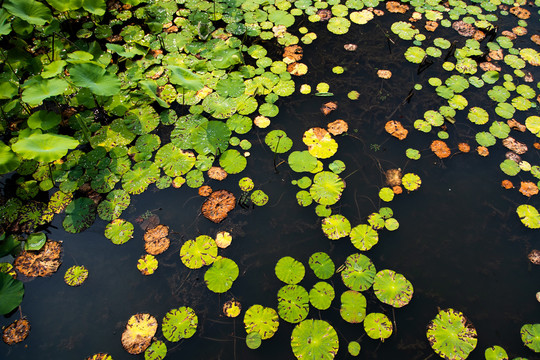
[121,313,158,354]
[516,204,540,229]
[426,308,477,360]
[340,290,366,323]
[373,269,413,308]
[321,215,351,240]
[155,143,195,177]
[265,130,293,154]
[291,319,339,360]
[4,0,52,25]
[122,161,160,195]
[12,133,79,163]
[0,272,24,315]
[288,151,318,172]
[341,253,376,291]
[204,257,239,293]
[275,256,305,284]
[191,121,231,155]
[308,252,335,280]
[309,171,345,206]
[244,305,279,340]
[350,224,378,251]
[520,323,540,352]
[303,128,338,159]
[180,235,217,269]
[364,313,393,341]
[277,285,309,323]
[168,66,204,91]
[69,63,121,96]
[0,141,20,174]
[219,149,246,174]
[63,197,96,233]
[309,282,334,310]
[162,307,198,342]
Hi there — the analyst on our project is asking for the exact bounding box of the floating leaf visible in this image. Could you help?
[155,144,195,177]
[373,269,413,308]
[244,305,279,340]
[275,256,305,284]
[137,254,158,275]
[291,320,339,360]
[309,171,345,205]
[201,190,236,223]
[251,190,269,206]
[246,332,262,349]
[13,133,79,163]
[321,215,351,240]
[0,272,24,315]
[303,128,338,159]
[350,224,379,251]
[219,149,247,174]
[427,308,477,360]
[341,253,376,291]
[191,121,231,156]
[277,285,309,323]
[309,252,335,280]
[105,219,134,245]
[63,197,96,233]
[205,257,239,293]
[484,346,508,360]
[121,313,158,355]
[364,313,393,341]
[288,151,318,172]
[70,63,120,97]
[309,282,334,310]
[64,265,89,286]
[13,240,62,278]
[265,130,293,153]
[340,290,366,323]
[144,340,167,360]
[162,307,198,342]
[520,324,540,352]
[180,235,218,269]
[402,173,422,191]
[348,341,361,356]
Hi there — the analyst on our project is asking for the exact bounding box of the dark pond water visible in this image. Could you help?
[2,9,539,360]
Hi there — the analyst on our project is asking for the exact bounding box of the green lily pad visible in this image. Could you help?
[97,189,130,221]
[12,133,79,163]
[205,257,239,293]
[368,213,385,230]
[489,121,511,139]
[296,190,313,206]
[239,177,254,192]
[277,284,310,323]
[289,151,318,172]
[21,77,69,106]
[104,219,134,245]
[64,265,89,286]
[327,16,350,35]
[291,319,339,360]
[309,282,335,310]
[517,205,540,229]
[191,121,231,156]
[348,341,361,356]
[373,269,413,308]
[124,105,160,136]
[155,144,196,177]
[404,47,426,64]
[500,159,520,176]
[162,307,198,342]
[426,308,478,360]
[251,190,269,206]
[70,63,121,97]
[340,290,366,323]
[180,235,218,269]
[379,187,394,202]
[216,75,246,98]
[402,173,422,191]
[520,324,540,352]
[137,254,158,275]
[122,161,160,195]
[475,132,496,147]
[246,332,262,349]
[219,149,247,174]
[321,215,351,240]
[308,252,335,280]
[484,345,508,360]
[364,313,393,341]
[265,130,293,153]
[24,232,46,251]
[468,107,489,125]
[144,340,167,360]
[391,21,418,40]
[168,66,204,91]
[341,253,376,291]
[63,197,96,233]
[275,256,305,284]
[406,148,421,160]
[244,305,279,340]
[309,171,345,206]
[525,116,540,136]
[350,224,379,251]
[385,218,399,231]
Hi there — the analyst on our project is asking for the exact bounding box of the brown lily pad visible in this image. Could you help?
[317,9,332,21]
[377,70,392,79]
[202,190,236,223]
[501,180,514,189]
[321,102,337,115]
[534,142,540,150]
[502,30,517,40]
[488,49,504,61]
[144,237,170,255]
[425,21,438,32]
[479,62,501,72]
[287,62,308,76]
[2,318,30,345]
[430,140,451,159]
[528,249,540,265]
[144,224,169,243]
[386,1,408,13]
[452,20,476,37]
[392,185,403,195]
[510,6,530,19]
[386,169,402,187]
[385,120,408,140]
[519,181,538,197]
[13,241,62,278]
[283,45,303,62]
[198,185,212,197]
[344,44,357,51]
[508,119,526,132]
[505,152,521,163]
[208,166,228,181]
[458,143,470,153]
[532,34,540,46]
[502,137,528,154]
[121,313,158,354]
[327,119,348,136]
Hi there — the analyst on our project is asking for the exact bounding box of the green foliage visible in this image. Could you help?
[277,285,309,323]
[204,257,239,293]
[427,308,478,360]
[275,256,305,284]
[0,272,24,315]
[162,307,198,342]
[244,305,279,340]
[520,324,540,352]
[291,320,339,360]
[364,313,393,341]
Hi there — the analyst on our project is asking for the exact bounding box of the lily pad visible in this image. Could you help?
[180,235,218,269]
[205,257,239,293]
[137,254,158,275]
[288,151,318,172]
[219,149,247,174]
[291,319,339,360]
[309,171,345,206]
[191,121,231,156]
[373,269,413,308]
[12,133,79,163]
[162,307,198,342]
[520,324,540,352]
[303,128,338,159]
[340,290,366,323]
[0,272,24,315]
[309,282,335,310]
[402,173,422,191]
[321,215,351,240]
[63,197,96,233]
[122,161,160,195]
[105,219,134,245]
[277,284,310,323]
[364,313,393,341]
[251,190,269,206]
[484,346,508,360]
[517,204,540,229]
[121,313,158,355]
[64,265,89,286]
[308,252,335,280]
[244,305,279,340]
[341,253,376,292]
[350,224,379,251]
[265,130,293,153]
[426,308,478,360]
[275,256,305,284]
[144,341,167,360]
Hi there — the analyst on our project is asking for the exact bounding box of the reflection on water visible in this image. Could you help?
[2,12,540,360]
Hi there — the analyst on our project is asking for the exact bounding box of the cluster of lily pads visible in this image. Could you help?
[0,0,539,359]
